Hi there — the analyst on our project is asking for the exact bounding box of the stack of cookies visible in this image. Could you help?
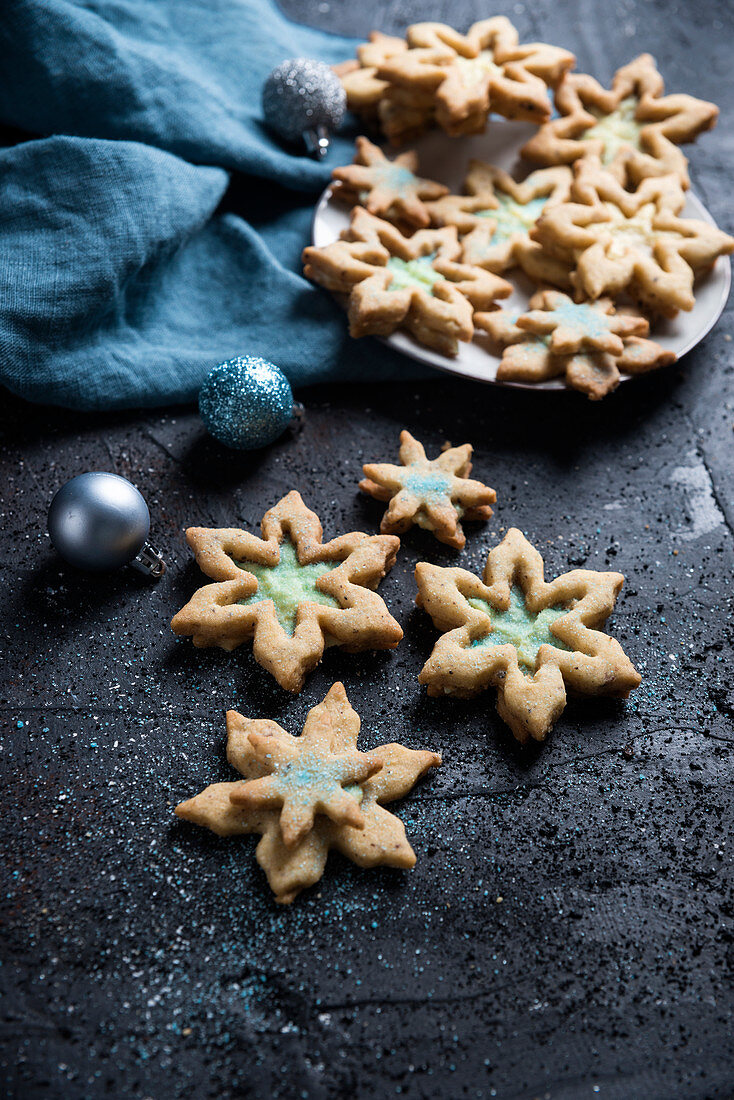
[333,18,575,146]
[303,27,734,399]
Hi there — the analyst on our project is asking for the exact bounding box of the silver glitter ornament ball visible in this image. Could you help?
[48,472,166,577]
[262,58,346,158]
[199,356,295,450]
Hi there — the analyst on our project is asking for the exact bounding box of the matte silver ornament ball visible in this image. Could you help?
[48,472,166,578]
[262,57,346,158]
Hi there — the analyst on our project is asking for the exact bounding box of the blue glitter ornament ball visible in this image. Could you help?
[199,357,294,450]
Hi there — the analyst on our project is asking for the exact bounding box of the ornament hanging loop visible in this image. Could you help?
[131,541,167,578]
[304,125,330,160]
[289,401,306,434]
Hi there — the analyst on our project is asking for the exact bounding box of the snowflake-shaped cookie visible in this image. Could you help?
[522,54,719,189]
[475,293,675,398]
[331,137,449,229]
[531,160,734,315]
[175,682,441,903]
[334,33,437,146]
[170,491,403,693]
[426,161,573,285]
[302,207,512,355]
[416,528,641,743]
[360,430,496,549]
[334,31,409,116]
[377,18,575,135]
[376,85,437,147]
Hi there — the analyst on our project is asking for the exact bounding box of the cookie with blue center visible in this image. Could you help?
[522,54,718,191]
[171,491,402,692]
[475,292,676,399]
[426,161,573,286]
[175,682,441,904]
[511,289,648,355]
[360,430,496,549]
[303,207,512,356]
[331,136,449,229]
[415,528,641,743]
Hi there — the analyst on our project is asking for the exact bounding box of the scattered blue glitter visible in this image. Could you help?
[543,299,610,340]
[403,470,453,503]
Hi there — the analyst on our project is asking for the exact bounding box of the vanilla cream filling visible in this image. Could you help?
[580,96,643,164]
[600,201,679,259]
[453,49,502,87]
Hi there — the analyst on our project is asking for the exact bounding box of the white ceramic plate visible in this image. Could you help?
[312,121,731,389]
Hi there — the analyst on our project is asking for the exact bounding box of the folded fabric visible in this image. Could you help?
[0,0,425,409]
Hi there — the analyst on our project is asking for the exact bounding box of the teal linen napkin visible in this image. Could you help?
[0,0,425,409]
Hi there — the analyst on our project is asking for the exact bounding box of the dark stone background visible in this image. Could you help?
[2,1,733,1098]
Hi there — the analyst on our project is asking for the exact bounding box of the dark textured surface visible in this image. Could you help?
[2,2,734,1099]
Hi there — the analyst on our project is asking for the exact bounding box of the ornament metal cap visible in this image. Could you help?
[303,124,331,159]
[131,541,167,579]
[48,472,167,579]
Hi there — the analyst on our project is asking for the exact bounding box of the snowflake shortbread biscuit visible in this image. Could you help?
[475,292,675,398]
[175,683,441,904]
[334,33,436,146]
[171,491,403,692]
[302,207,512,355]
[415,528,641,743]
[334,32,409,115]
[522,54,719,189]
[376,18,575,136]
[331,137,449,229]
[426,161,573,285]
[531,159,734,315]
[360,430,496,549]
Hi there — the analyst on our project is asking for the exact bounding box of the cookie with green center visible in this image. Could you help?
[426,161,573,286]
[531,159,734,316]
[175,682,441,904]
[376,18,574,136]
[475,294,675,399]
[415,528,641,743]
[302,207,512,356]
[331,137,449,229]
[170,491,402,693]
[521,54,719,190]
[360,430,496,549]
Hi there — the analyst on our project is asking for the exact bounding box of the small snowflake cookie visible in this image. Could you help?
[331,137,449,229]
[415,527,641,743]
[171,491,403,692]
[175,682,441,904]
[360,430,496,549]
